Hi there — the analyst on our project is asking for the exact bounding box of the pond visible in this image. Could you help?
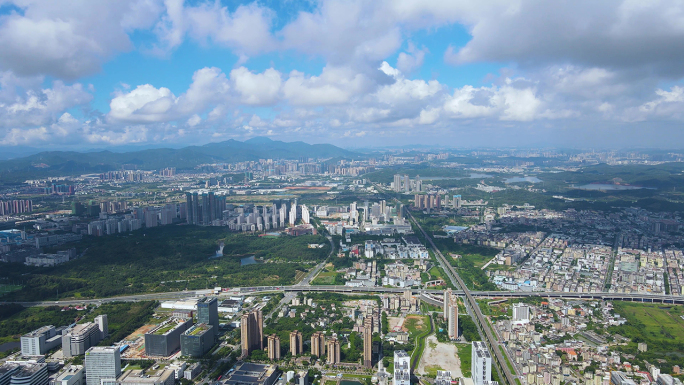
[340,381,363,385]
[505,176,542,183]
[0,341,20,352]
[240,255,257,266]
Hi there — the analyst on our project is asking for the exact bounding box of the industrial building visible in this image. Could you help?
[144,318,193,357]
[62,323,102,358]
[221,363,279,385]
[20,326,62,356]
[180,324,215,357]
[117,369,175,385]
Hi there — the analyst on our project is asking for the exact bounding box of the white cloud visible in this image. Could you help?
[396,42,428,74]
[108,66,229,123]
[230,67,282,105]
[283,66,373,106]
[0,0,163,80]
[154,0,276,57]
[186,114,201,127]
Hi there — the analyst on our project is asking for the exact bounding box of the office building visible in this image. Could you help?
[472,342,492,385]
[180,324,214,357]
[52,366,84,385]
[222,363,279,385]
[267,335,280,361]
[363,317,373,368]
[311,332,325,358]
[326,338,340,365]
[84,347,121,385]
[197,297,219,339]
[512,303,530,324]
[62,323,101,358]
[241,309,264,357]
[145,318,193,357]
[393,350,410,385]
[7,363,47,385]
[117,369,175,385]
[20,326,61,356]
[448,294,458,340]
[289,331,303,356]
[0,364,20,385]
[95,315,108,340]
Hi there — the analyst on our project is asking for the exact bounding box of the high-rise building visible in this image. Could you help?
[197,297,219,340]
[443,288,452,320]
[20,326,61,356]
[403,175,410,193]
[393,350,410,385]
[241,309,264,357]
[512,303,530,324]
[326,337,340,365]
[289,330,303,356]
[363,317,373,368]
[448,294,459,340]
[84,346,121,385]
[267,334,280,360]
[472,341,492,385]
[311,332,326,358]
[191,193,199,225]
[95,315,108,340]
[393,174,402,192]
[301,205,310,224]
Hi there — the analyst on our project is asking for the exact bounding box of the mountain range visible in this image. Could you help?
[0,137,359,182]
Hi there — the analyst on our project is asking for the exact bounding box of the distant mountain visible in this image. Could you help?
[0,137,359,182]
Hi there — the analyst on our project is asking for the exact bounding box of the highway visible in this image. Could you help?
[406,210,518,385]
[4,286,683,308]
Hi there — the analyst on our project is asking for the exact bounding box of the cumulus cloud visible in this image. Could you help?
[230,67,282,105]
[108,66,229,123]
[283,66,373,106]
[0,0,163,80]
[154,0,276,57]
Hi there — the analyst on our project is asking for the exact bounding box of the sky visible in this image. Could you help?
[1,0,684,151]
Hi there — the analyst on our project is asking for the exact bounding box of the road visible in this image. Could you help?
[406,209,518,385]
[266,234,334,320]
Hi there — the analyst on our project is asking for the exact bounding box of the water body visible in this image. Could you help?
[577,184,648,191]
[340,381,363,385]
[0,341,20,352]
[505,176,542,184]
[240,255,257,266]
[443,226,468,233]
[421,173,492,181]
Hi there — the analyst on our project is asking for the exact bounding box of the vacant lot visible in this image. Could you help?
[417,335,462,378]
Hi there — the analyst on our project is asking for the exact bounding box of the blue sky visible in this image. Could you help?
[0,0,683,150]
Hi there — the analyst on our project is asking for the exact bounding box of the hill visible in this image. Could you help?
[0,137,359,182]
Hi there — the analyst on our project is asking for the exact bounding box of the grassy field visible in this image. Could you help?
[456,344,472,378]
[609,302,684,372]
[499,346,516,374]
[405,315,432,369]
[0,285,22,296]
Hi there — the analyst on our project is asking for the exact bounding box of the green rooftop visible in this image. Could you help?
[188,325,210,336]
[153,322,178,335]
